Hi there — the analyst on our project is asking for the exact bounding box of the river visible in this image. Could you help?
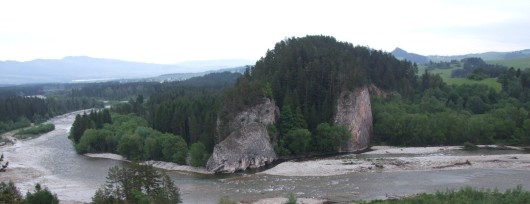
[1,111,529,203]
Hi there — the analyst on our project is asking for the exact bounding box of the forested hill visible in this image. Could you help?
[223,35,418,130]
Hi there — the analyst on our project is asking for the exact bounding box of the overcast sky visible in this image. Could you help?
[1,0,529,64]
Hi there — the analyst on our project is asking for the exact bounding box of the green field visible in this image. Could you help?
[419,65,502,92]
[487,57,530,70]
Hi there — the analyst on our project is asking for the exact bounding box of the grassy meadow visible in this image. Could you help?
[419,65,502,92]
[487,57,530,70]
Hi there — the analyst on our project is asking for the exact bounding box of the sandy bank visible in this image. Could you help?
[252,197,326,204]
[84,153,211,174]
[84,153,126,161]
[364,146,460,155]
[0,109,96,203]
[261,146,530,177]
[142,161,211,174]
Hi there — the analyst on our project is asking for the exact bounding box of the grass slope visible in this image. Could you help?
[487,57,530,70]
[419,65,501,92]
[366,186,530,204]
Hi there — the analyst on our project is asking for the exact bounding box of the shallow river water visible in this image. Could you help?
[2,111,530,203]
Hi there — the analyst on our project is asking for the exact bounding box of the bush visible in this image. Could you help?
[285,193,297,204]
[92,164,181,204]
[189,142,209,167]
[368,185,530,204]
[463,142,479,150]
[283,128,312,155]
[24,184,59,204]
[0,181,23,204]
[15,124,55,137]
[218,196,237,204]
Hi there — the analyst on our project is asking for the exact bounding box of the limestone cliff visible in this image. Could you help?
[206,99,279,173]
[334,86,373,152]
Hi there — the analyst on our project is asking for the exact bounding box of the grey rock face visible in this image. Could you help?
[334,86,373,152]
[207,99,278,173]
[229,98,279,132]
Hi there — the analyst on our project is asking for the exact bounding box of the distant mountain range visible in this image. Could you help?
[0,56,254,85]
[391,48,430,64]
[391,48,530,64]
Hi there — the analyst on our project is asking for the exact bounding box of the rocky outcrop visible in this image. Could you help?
[228,98,279,132]
[207,99,279,173]
[334,86,373,152]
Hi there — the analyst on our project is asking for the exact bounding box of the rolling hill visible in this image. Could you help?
[392,48,530,64]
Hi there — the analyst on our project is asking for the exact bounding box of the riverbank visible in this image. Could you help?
[252,197,326,204]
[260,146,530,177]
[0,109,98,204]
[84,153,211,174]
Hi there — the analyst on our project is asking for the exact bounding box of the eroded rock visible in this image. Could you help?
[334,86,373,152]
[206,122,277,173]
[207,99,279,173]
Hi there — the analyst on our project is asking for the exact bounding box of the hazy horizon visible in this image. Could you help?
[1,0,530,64]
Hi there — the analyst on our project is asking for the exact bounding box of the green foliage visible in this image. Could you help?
[424,64,502,91]
[467,96,490,114]
[267,124,277,142]
[148,87,221,151]
[1,154,8,172]
[15,124,55,137]
[69,109,112,144]
[285,193,297,204]
[0,181,23,204]
[189,142,209,167]
[160,134,188,165]
[313,123,351,153]
[0,95,102,134]
[279,105,307,135]
[75,129,112,154]
[488,57,530,70]
[73,112,190,164]
[92,164,181,204]
[24,183,59,204]
[219,35,418,156]
[218,197,238,204]
[117,134,144,161]
[463,142,479,150]
[367,186,530,204]
[373,68,530,147]
[282,128,312,155]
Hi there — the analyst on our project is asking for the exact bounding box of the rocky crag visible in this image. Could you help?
[334,86,373,152]
[206,98,279,173]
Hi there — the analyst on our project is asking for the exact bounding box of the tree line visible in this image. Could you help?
[373,69,530,146]
[70,111,209,167]
[0,164,182,204]
[451,57,507,80]
[219,35,419,156]
[0,96,102,134]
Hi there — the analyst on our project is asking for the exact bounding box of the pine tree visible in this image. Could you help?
[70,114,83,144]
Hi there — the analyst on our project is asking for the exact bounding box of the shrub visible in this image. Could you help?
[463,142,479,150]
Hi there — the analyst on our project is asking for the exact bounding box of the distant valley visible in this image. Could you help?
[391,47,530,69]
[0,56,253,85]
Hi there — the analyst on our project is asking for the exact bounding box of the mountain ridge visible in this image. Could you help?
[391,48,530,63]
[0,56,254,85]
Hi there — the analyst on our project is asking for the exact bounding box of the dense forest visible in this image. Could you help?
[373,67,530,146]
[66,35,530,164]
[3,35,529,169]
[451,57,508,80]
[0,96,101,133]
[68,72,240,166]
[220,35,418,155]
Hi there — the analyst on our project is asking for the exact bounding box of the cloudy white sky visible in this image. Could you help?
[1,0,529,64]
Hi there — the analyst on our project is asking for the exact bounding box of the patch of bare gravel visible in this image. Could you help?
[252,197,326,204]
[261,146,530,177]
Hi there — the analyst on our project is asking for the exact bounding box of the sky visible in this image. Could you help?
[1,0,530,64]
